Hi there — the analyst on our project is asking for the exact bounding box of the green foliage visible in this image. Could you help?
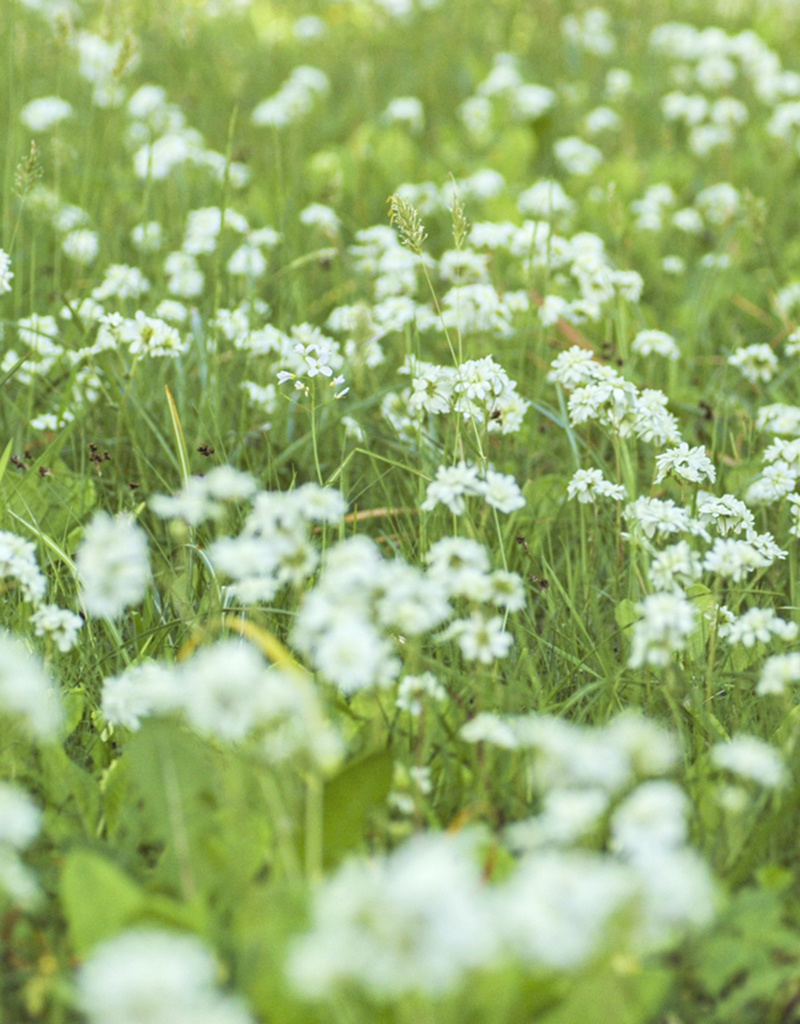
[321,749,394,867]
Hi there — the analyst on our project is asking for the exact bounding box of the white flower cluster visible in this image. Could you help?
[292,534,523,693]
[77,929,255,1024]
[402,354,529,434]
[0,630,63,739]
[0,249,12,295]
[628,592,696,668]
[75,511,150,620]
[538,253,642,328]
[0,530,82,653]
[567,468,627,504]
[290,711,714,999]
[456,52,556,144]
[101,639,343,768]
[549,347,680,444]
[94,310,187,358]
[128,83,248,185]
[206,482,346,604]
[549,344,797,670]
[150,466,258,526]
[251,65,330,128]
[0,782,44,907]
[746,437,800,506]
[421,461,526,515]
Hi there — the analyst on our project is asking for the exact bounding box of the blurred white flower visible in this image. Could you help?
[77,929,255,1024]
[0,630,63,738]
[20,96,73,131]
[76,512,150,619]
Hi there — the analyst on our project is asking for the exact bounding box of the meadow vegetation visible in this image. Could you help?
[4,0,800,1020]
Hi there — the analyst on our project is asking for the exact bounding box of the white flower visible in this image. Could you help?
[483,469,526,513]
[0,783,43,908]
[29,604,83,652]
[629,847,716,950]
[554,136,603,176]
[314,617,400,694]
[62,229,99,265]
[712,736,786,788]
[0,250,13,295]
[604,711,680,777]
[300,203,341,234]
[76,512,150,619]
[101,662,178,730]
[697,494,754,536]
[719,607,797,648]
[611,781,688,857]
[0,530,47,603]
[130,221,163,252]
[510,714,633,793]
[745,460,797,505]
[460,712,519,747]
[0,783,42,848]
[228,244,267,277]
[632,389,681,446]
[625,497,701,541]
[91,264,150,301]
[631,330,680,360]
[703,538,773,581]
[758,653,800,696]
[512,83,557,121]
[396,672,448,715]
[421,461,485,515]
[374,563,451,635]
[628,592,696,668]
[426,537,491,596]
[648,541,702,592]
[487,570,526,611]
[497,851,634,970]
[444,611,513,663]
[654,443,716,485]
[382,96,425,132]
[729,343,778,383]
[20,96,73,131]
[567,467,626,503]
[547,348,602,388]
[289,832,496,998]
[518,180,574,220]
[0,630,63,738]
[506,789,609,851]
[77,929,255,1024]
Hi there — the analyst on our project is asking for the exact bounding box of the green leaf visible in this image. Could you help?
[614,599,638,635]
[536,962,672,1024]
[322,750,394,867]
[116,720,271,903]
[59,849,205,957]
[117,719,221,895]
[60,850,147,956]
[38,745,100,838]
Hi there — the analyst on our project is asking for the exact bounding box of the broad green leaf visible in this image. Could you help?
[614,598,638,635]
[118,720,271,903]
[59,849,204,957]
[38,745,100,838]
[321,749,394,867]
[60,850,147,956]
